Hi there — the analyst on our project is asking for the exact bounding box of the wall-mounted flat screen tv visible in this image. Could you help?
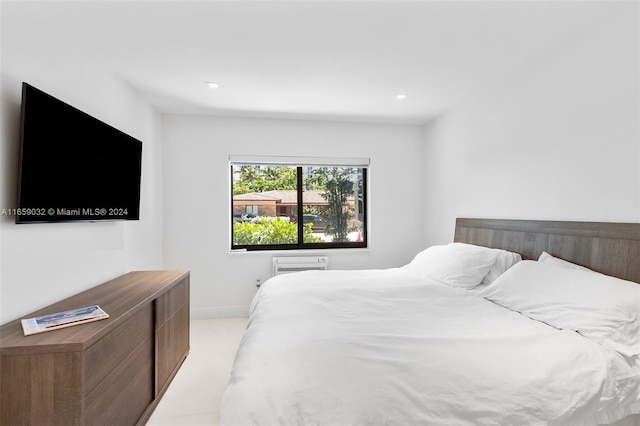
[16,83,143,224]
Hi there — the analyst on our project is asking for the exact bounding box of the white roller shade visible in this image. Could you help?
[229,155,370,167]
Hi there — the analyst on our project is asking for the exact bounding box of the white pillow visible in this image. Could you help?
[403,243,499,289]
[479,260,640,358]
[481,249,522,285]
[538,251,593,272]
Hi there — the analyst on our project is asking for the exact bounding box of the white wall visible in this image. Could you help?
[162,115,425,318]
[422,4,640,245]
[0,31,164,323]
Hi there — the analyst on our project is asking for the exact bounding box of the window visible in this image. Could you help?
[230,156,368,251]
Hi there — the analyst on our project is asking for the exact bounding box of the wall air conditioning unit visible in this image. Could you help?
[272,256,329,276]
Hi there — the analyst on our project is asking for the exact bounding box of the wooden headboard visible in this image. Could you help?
[454,218,640,284]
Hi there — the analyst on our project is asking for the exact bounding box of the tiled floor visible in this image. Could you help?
[147,318,248,426]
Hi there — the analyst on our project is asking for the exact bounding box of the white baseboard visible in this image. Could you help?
[190,305,250,320]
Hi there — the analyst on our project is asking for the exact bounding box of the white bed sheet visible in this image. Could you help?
[221,269,640,426]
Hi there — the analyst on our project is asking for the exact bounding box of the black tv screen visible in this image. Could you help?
[16,83,142,223]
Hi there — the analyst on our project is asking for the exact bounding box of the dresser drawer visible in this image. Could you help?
[156,278,189,327]
[84,304,153,396]
[84,335,154,425]
[156,301,189,390]
[1,351,84,426]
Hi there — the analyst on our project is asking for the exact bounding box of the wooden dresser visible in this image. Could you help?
[0,270,190,426]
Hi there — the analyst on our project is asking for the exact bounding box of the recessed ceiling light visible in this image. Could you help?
[206,82,220,89]
[396,93,408,100]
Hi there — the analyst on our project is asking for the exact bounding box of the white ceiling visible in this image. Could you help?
[1,0,624,124]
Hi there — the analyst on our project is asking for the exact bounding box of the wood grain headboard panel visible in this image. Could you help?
[454,218,640,284]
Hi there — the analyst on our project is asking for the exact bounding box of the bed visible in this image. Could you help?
[220,218,640,426]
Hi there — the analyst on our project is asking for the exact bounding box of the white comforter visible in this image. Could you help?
[220,269,640,426]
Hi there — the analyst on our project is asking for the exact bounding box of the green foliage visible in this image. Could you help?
[233,218,322,245]
[232,181,253,196]
[322,168,355,242]
[304,172,327,190]
[233,166,297,195]
[302,205,320,216]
